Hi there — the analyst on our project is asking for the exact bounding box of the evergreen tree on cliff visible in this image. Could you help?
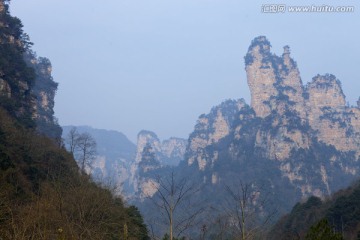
[0,1,149,238]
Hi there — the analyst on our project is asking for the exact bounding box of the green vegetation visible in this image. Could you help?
[244,36,271,66]
[0,108,149,239]
[3,1,360,238]
[269,181,360,240]
[25,53,63,141]
[305,219,343,240]
[0,1,149,238]
[0,1,35,128]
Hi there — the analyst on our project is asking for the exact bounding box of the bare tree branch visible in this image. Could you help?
[65,127,97,174]
[147,169,203,239]
[223,180,277,240]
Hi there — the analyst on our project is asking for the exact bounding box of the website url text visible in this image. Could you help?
[261,4,355,13]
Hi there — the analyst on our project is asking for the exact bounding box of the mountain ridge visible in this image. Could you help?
[133,36,360,238]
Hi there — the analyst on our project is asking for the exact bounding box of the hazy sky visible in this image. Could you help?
[10,0,360,142]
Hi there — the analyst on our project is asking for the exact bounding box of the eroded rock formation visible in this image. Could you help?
[185,36,360,200]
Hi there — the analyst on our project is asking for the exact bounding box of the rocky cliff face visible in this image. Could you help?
[243,36,360,161]
[135,131,162,164]
[135,130,187,166]
[133,130,187,197]
[136,143,161,198]
[134,37,360,231]
[187,99,246,171]
[61,127,186,198]
[0,2,60,138]
[245,37,305,119]
[182,36,360,205]
[162,137,187,165]
[0,3,35,124]
[305,74,360,156]
[26,54,62,140]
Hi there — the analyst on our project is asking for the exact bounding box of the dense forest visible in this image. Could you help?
[0,1,149,239]
[0,109,148,239]
[268,180,360,240]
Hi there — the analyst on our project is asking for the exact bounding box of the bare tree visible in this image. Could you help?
[149,170,204,239]
[224,181,277,240]
[65,127,97,174]
[76,132,97,173]
[66,127,80,155]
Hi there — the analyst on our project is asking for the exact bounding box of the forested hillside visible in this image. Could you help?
[269,179,360,240]
[0,1,149,239]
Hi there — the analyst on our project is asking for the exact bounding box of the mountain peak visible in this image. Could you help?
[248,36,272,51]
[137,130,159,140]
[245,36,304,118]
[135,130,186,166]
[306,74,346,109]
[184,36,360,195]
[283,45,291,55]
[245,36,272,67]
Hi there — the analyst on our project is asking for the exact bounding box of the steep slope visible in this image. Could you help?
[243,36,360,160]
[0,1,61,140]
[186,99,246,172]
[245,37,306,119]
[0,109,149,240]
[26,53,62,141]
[268,180,360,240]
[306,74,360,157]
[0,1,35,127]
[0,1,149,239]
[184,36,360,202]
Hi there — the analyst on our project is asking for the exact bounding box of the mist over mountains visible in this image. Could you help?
[62,36,360,238]
[73,35,360,200]
[2,0,360,237]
